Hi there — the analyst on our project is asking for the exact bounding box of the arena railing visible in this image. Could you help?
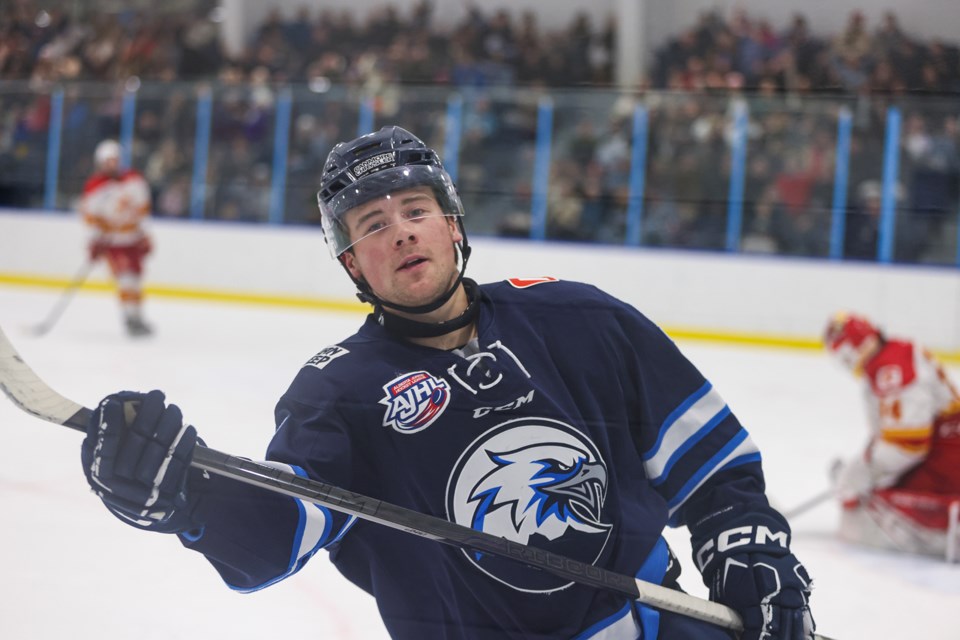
[1,80,958,267]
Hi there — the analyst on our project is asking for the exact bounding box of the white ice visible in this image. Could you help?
[1,286,957,640]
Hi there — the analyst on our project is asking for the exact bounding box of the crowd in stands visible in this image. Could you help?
[643,9,960,262]
[5,2,960,96]
[1,0,959,264]
[652,9,960,97]
[0,0,613,88]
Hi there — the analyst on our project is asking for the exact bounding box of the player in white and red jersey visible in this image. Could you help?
[824,312,960,557]
[80,139,153,336]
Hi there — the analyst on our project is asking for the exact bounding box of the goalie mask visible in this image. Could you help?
[824,312,882,373]
[316,126,476,338]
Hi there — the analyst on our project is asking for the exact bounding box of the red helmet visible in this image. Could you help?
[823,312,881,371]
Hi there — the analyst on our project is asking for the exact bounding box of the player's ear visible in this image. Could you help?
[341,251,363,280]
[448,217,463,243]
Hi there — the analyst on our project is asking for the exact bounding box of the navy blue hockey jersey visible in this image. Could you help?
[182,279,767,639]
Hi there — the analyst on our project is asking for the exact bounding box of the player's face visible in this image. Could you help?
[99,157,120,175]
[341,186,462,310]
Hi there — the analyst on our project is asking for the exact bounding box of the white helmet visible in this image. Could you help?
[94,139,121,167]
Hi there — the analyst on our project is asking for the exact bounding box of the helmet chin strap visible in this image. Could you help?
[372,242,471,315]
[342,230,477,339]
[377,277,481,339]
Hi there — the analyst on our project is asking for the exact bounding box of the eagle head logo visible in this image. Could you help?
[469,442,608,544]
[447,418,611,593]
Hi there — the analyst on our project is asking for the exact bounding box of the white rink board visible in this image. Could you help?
[2,209,959,351]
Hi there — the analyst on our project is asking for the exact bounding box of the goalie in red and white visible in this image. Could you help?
[824,312,960,559]
[80,139,153,336]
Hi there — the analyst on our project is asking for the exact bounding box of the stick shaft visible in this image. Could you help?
[783,489,835,520]
[31,261,94,336]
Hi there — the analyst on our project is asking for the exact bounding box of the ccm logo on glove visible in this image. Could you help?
[695,525,789,572]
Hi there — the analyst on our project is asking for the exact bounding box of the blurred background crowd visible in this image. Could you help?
[2,0,959,264]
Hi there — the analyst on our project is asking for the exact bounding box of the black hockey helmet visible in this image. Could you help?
[317,126,464,257]
[315,126,476,337]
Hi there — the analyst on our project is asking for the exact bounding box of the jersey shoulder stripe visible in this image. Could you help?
[506,276,559,288]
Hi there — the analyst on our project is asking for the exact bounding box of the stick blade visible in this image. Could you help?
[0,325,85,428]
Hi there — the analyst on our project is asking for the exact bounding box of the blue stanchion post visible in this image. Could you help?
[43,88,64,210]
[529,97,554,241]
[119,89,137,170]
[357,97,375,137]
[878,106,901,263]
[829,106,853,260]
[443,94,463,185]
[625,104,649,247]
[190,88,213,220]
[268,89,293,225]
[726,100,748,252]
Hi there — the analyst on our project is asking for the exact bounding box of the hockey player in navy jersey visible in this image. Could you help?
[80,126,815,639]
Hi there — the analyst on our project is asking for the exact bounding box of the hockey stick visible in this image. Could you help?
[0,325,835,639]
[28,260,96,336]
[783,488,836,520]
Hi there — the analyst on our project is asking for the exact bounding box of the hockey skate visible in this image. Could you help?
[125,316,153,337]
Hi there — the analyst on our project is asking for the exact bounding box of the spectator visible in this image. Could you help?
[903,115,960,261]
[844,180,883,260]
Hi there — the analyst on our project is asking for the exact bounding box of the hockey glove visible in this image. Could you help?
[81,390,203,533]
[832,456,875,504]
[691,508,814,640]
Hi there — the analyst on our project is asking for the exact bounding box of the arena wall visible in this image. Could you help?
[2,209,958,355]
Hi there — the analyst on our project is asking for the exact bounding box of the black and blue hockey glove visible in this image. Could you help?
[691,508,815,640]
[81,390,204,533]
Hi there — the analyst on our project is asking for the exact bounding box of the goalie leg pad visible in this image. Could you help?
[840,490,960,559]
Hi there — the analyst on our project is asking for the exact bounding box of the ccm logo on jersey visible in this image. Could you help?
[694,525,789,572]
[305,346,349,370]
[473,390,535,418]
[380,371,451,434]
[507,277,559,289]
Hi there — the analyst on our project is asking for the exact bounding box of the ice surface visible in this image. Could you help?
[1,286,957,639]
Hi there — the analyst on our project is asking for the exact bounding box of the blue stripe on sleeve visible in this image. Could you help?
[644,381,712,461]
[227,463,345,593]
[664,430,761,525]
[643,384,729,486]
[649,406,731,487]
